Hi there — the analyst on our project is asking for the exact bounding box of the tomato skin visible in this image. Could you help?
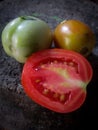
[1,16,52,63]
[53,19,96,56]
[21,49,93,113]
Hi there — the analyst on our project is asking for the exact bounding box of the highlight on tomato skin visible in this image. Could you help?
[21,49,93,113]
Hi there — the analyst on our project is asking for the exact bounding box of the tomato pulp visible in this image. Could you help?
[21,49,93,113]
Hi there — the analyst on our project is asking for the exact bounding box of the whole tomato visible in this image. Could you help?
[53,19,96,56]
[1,16,52,63]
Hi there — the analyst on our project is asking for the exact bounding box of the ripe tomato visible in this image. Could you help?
[53,19,96,57]
[21,49,93,113]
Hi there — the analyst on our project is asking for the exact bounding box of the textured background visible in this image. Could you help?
[0,0,98,130]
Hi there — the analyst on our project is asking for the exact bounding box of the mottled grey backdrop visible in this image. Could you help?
[0,0,98,130]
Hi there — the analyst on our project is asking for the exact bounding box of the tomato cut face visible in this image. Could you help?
[21,49,93,113]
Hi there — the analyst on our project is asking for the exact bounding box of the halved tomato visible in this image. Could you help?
[21,49,93,113]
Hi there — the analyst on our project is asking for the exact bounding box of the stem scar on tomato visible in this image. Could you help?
[21,49,93,113]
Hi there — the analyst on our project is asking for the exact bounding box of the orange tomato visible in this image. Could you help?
[53,19,96,56]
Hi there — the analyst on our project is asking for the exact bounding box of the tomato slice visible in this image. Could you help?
[21,49,93,113]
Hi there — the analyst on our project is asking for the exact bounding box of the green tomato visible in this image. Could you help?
[1,16,52,63]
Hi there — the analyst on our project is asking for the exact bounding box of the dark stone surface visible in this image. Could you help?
[0,0,98,130]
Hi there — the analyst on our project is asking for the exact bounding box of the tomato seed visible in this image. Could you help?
[43,83,47,87]
[35,79,41,83]
[60,94,65,102]
[43,89,49,95]
[34,68,39,71]
[68,62,74,66]
[64,62,67,65]
[53,93,59,98]
[41,64,45,68]
[50,62,53,65]
[54,60,58,64]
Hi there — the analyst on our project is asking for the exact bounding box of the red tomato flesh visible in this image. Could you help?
[21,49,93,113]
